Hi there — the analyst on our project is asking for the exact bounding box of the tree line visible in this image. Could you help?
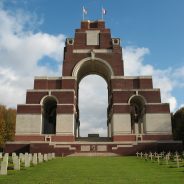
[172,107,184,144]
[0,105,16,148]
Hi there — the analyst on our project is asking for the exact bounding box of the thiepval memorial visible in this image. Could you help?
[5,20,182,155]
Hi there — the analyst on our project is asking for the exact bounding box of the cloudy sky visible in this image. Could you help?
[0,0,184,136]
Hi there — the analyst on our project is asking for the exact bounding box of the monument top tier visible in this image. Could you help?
[80,20,105,29]
[63,19,124,77]
[76,20,110,32]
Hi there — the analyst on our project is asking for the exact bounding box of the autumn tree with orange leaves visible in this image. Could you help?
[0,105,16,148]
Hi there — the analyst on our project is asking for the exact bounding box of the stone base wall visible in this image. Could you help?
[112,134,173,142]
[145,113,172,133]
[4,141,183,156]
[16,114,42,134]
[111,114,131,135]
[15,135,75,142]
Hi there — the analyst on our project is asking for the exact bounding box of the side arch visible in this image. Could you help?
[128,94,147,105]
[40,95,59,105]
[41,95,58,134]
[129,95,146,134]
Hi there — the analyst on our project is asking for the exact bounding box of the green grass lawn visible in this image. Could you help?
[0,157,184,184]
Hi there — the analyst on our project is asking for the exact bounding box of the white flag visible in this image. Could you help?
[102,7,107,15]
[83,6,87,15]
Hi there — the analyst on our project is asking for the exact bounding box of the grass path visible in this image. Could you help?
[0,157,184,184]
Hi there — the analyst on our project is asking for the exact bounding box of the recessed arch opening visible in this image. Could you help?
[41,96,57,134]
[73,57,112,138]
[78,74,108,137]
[129,95,146,134]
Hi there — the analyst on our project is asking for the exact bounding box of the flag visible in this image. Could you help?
[102,7,107,15]
[83,6,87,15]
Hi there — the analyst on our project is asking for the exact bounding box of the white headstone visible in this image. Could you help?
[0,160,8,175]
[0,161,8,175]
[140,152,143,159]
[12,152,16,158]
[175,155,180,168]
[157,155,161,164]
[32,154,37,165]
[43,154,48,161]
[13,156,20,170]
[48,153,52,160]
[3,154,9,165]
[20,153,25,163]
[0,152,3,159]
[51,153,55,159]
[38,153,43,163]
[29,154,32,163]
[165,155,169,165]
[144,153,148,160]
[149,153,153,161]
[25,153,30,167]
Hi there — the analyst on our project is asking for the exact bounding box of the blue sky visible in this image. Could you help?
[4,1,184,68]
[0,0,184,136]
[4,0,184,68]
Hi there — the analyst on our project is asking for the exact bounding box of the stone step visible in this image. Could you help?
[53,145,76,150]
[67,152,119,157]
[76,137,112,142]
[112,144,133,150]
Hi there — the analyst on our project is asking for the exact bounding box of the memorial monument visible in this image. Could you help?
[5,20,182,155]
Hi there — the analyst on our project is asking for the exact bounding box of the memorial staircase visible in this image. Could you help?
[75,137,112,142]
[48,140,135,156]
[5,137,182,156]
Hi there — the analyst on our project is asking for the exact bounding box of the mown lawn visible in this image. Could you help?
[0,157,184,184]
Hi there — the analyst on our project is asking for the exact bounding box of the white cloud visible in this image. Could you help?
[79,75,108,137]
[179,104,184,108]
[123,47,153,76]
[123,46,180,112]
[0,5,65,107]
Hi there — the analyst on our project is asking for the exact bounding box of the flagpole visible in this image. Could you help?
[102,6,103,20]
[82,6,84,21]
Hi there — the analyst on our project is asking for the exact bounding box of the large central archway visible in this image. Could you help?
[72,57,114,139]
[79,74,108,137]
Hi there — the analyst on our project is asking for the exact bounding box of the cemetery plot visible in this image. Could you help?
[0,152,56,175]
[0,157,184,184]
[136,151,184,168]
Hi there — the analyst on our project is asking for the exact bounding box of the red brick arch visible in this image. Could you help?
[72,57,114,84]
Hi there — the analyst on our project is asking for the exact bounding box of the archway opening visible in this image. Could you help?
[130,96,146,134]
[42,96,57,134]
[78,75,108,137]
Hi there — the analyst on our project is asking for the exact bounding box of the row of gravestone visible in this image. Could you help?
[136,151,184,168]
[0,152,56,175]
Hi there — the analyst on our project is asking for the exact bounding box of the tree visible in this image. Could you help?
[0,105,6,146]
[172,107,184,144]
[0,105,16,148]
